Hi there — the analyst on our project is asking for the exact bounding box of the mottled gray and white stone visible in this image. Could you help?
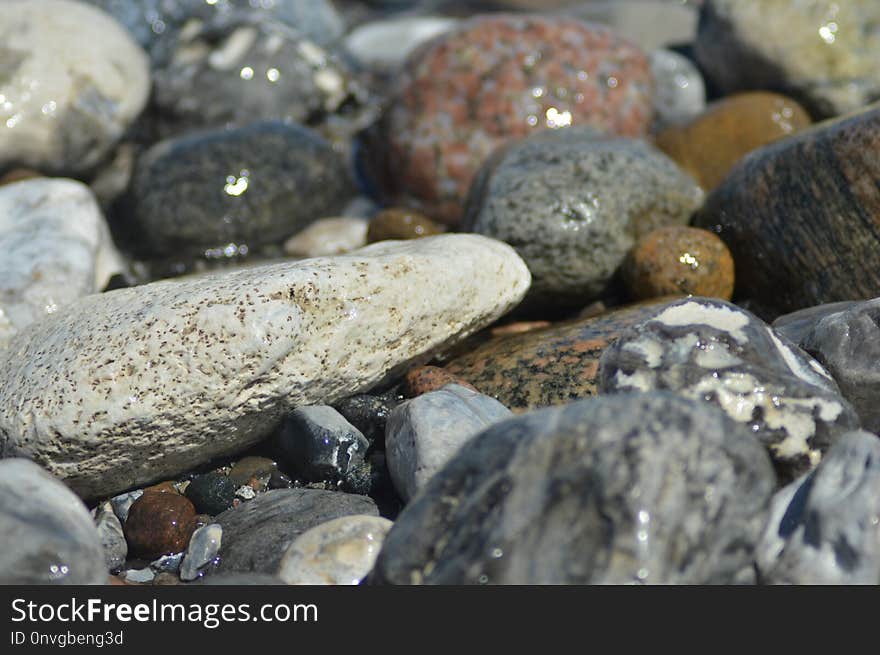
[278,515,392,585]
[283,217,369,258]
[110,490,143,525]
[180,523,222,582]
[385,384,512,502]
[124,568,155,584]
[150,552,184,574]
[343,16,459,72]
[373,392,775,585]
[0,179,125,347]
[756,430,880,584]
[0,0,150,175]
[0,235,530,499]
[598,297,860,480]
[650,49,706,130]
[93,501,127,572]
[0,459,105,585]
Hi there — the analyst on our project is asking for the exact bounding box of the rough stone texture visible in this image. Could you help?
[94,501,127,572]
[598,297,859,480]
[650,49,706,131]
[377,14,654,225]
[0,0,150,175]
[213,488,378,574]
[654,91,812,191]
[445,298,678,411]
[0,235,530,499]
[0,459,105,585]
[366,208,444,244]
[124,491,198,560]
[278,515,393,585]
[373,393,776,584]
[464,129,703,305]
[695,0,880,117]
[124,121,354,261]
[0,179,125,347]
[386,384,512,501]
[180,523,222,582]
[757,431,880,584]
[284,217,368,258]
[692,105,880,318]
[185,473,238,516]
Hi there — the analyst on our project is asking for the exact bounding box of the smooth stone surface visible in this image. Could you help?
[0,179,125,347]
[0,235,530,499]
[695,0,880,117]
[125,121,353,261]
[344,15,459,72]
[124,492,198,560]
[110,490,143,525]
[180,523,222,582]
[773,301,859,345]
[227,456,278,488]
[378,14,654,225]
[598,297,859,480]
[213,488,379,574]
[0,459,105,584]
[94,501,127,572]
[386,384,512,502]
[373,392,775,584]
[0,0,150,175]
[366,208,444,244]
[464,129,703,305]
[654,92,812,191]
[756,431,880,584]
[185,473,238,516]
[278,515,393,585]
[283,217,368,258]
[150,552,184,574]
[650,49,706,131]
[692,105,880,317]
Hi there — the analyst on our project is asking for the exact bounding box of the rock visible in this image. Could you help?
[772,302,859,345]
[0,169,42,187]
[654,92,812,191]
[228,457,279,488]
[692,105,880,317]
[144,481,181,495]
[756,431,880,584]
[0,0,150,175]
[377,14,654,225]
[284,217,368,258]
[197,573,286,585]
[94,502,127,572]
[445,299,677,411]
[278,406,370,488]
[386,384,512,501]
[564,0,698,52]
[110,490,143,525]
[124,121,354,262]
[344,15,459,72]
[185,473,238,516]
[622,226,735,301]
[372,392,775,584]
[278,515,393,585]
[180,523,222,582]
[695,0,880,117]
[403,366,476,398]
[0,459,106,584]
[124,492,198,560]
[0,234,529,499]
[212,488,379,574]
[650,49,706,131]
[598,297,860,480]
[152,572,181,585]
[124,568,155,584]
[464,129,703,306]
[366,208,444,244]
[333,391,401,446]
[0,179,125,347]
[150,552,184,574]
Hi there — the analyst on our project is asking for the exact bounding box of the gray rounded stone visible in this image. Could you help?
[373,392,776,585]
[180,523,223,582]
[650,49,706,130]
[94,501,127,573]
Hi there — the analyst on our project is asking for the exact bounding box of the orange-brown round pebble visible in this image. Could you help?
[143,480,180,495]
[366,208,444,243]
[124,492,197,560]
[403,365,477,398]
[623,226,735,301]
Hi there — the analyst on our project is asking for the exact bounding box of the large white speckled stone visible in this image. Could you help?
[0,178,125,347]
[0,0,150,174]
[0,235,530,499]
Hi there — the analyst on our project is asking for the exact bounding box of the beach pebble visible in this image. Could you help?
[185,473,238,516]
[650,49,706,130]
[284,217,368,258]
[344,15,459,72]
[180,523,223,582]
[124,491,198,560]
[93,502,127,572]
[366,208,444,244]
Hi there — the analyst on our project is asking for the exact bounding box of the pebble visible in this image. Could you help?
[650,49,706,130]
[377,14,654,225]
[373,392,775,584]
[366,208,444,244]
[564,0,699,51]
[772,302,860,345]
[124,568,155,584]
[386,384,512,501]
[693,104,880,317]
[124,121,354,262]
[180,523,223,582]
[123,492,198,560]
[150,552,184,574]
[185,473,238,516]
[333,391,402,447]
[0,234,530,499]
[598,297,859,480]
[0,169,42,187]
[284,217,369,258]
[344,15,459,72]
[464,128,703,306]
[228,457,279,488]
[212,488,379,575]
[0,179,125,347]
[403,366,476,398]
[0,0,150,175]
[654,92,812,190]
[756,431,880,584]
[0,459,106,585]
[110,490,143,525]
[622,226,735,301]
[278,515,393,585]
[93,502,127,573]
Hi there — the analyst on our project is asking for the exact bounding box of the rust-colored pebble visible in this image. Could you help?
[143,480,180,495]
[403,365,478,397]
[124,491,198,560]
[366,208,444,243]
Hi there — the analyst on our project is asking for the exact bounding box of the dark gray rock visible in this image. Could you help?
[94,501,127,572]
[185,472,238,516]
[598,297,860,481]
[463,128,703,306]
[124,121,353,261]
[772,301,859,345]
[334,391,401,446]
[373,392,775,584]
[756,430,880,584]
[212,488,378,574]
[109,489,143,525]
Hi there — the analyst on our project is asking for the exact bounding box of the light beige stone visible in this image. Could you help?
[283,217,368,258]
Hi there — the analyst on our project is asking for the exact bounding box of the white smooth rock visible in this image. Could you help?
[0,235,530,499]
[0,0,150,174]
[344,16,459,71]
[283,217,368,258]
[650,49,706,130]
[0,178,125,347]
